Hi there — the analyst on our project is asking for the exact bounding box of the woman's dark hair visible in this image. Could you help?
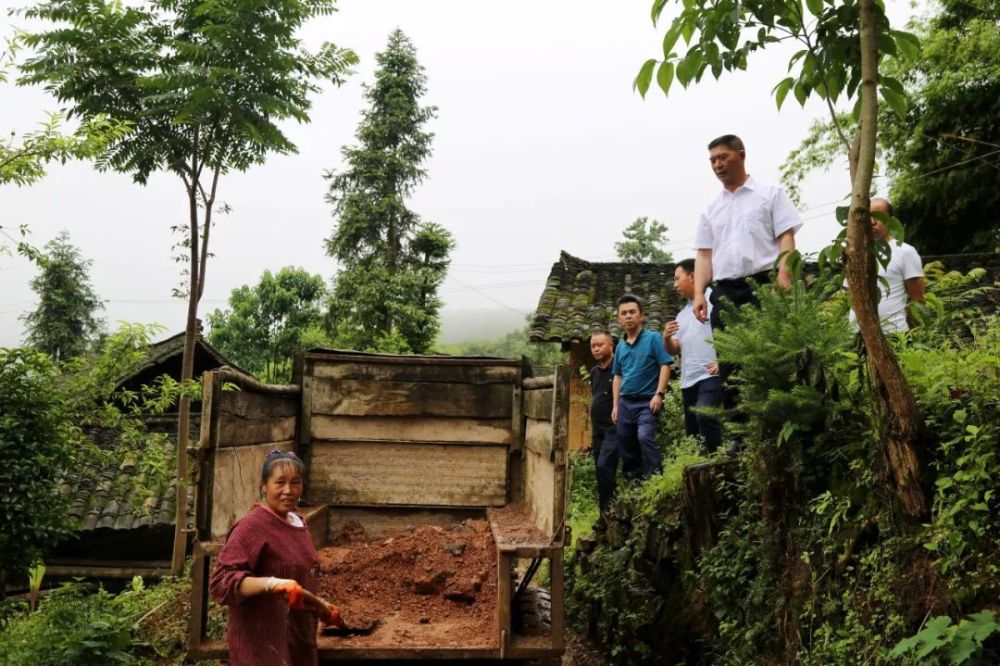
[260,450,306,485]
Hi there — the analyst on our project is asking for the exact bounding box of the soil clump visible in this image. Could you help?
[315,519,498,648]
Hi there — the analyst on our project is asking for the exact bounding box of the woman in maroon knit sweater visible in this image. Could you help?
[210,450,340,666]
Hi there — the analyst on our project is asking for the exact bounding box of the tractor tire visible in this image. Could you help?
[513,586,553,636]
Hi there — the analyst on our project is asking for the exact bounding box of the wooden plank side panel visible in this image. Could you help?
[217,389,297,447]
[523,388,554,421]
[524,447,556,535]
[311,415,512,445]
[327,507,483,541]
[311,378,512,418]
[524,418,553,457]
[211,442,293,539]
[310,441,507,506]
[312,360,520,385]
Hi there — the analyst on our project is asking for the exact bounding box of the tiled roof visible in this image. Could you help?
[61,418,197,532]
[529,251,1000,343]
[528,252,684,343]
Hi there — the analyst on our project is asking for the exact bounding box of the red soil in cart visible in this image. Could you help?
[315,519,498,648]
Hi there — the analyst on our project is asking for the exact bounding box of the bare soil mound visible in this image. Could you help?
[315,519,498,648]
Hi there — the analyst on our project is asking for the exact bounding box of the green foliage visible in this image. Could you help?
[326,30,453,354]
[0,348,80,590]
[891,611,1000,665]
[614,217,674,264]
[565,256,1000,664]
[20,0,357,186]
[207,266,327,382]
[781,0,1000,252]
[0,574,223,665]
[639,0,919,132]
[20,230,104,361]
[881,0,1000,253]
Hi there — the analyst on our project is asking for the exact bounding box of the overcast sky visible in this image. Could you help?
[0,0,923,346]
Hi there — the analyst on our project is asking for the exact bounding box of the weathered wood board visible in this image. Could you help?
[309,441,508,506]
[217,390,297,447]
[326,507,482,540]
[211,441,293,539]
[523,388,554,421]
[312,361,519,385]
[524,447,556,535]
[311,378,513,418]
[524,418,553,456]
[310,414,512,445]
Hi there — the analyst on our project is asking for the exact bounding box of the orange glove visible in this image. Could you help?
[321,604,345,628]
[266,577,305,609]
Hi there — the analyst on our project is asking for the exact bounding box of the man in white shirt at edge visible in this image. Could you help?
[691,134,803,451]
[849,197,925,332]
[664,258,722,454]
[692,134,803,327]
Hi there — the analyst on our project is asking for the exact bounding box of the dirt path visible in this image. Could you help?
[562,628,610,666]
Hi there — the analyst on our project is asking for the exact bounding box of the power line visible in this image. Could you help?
[447,276,530,316]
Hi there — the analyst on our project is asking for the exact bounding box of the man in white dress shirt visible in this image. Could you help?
[692,134,803,328]
[849,197,925,332]
[691,134,803,449]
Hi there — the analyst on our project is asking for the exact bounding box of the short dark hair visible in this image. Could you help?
[590,330,614,343]
[261,449,305,486]
[617,294,644,314]
[708,134,745,152]
[676,258,695,274]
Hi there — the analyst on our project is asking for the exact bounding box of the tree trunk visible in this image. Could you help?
[843,0,926,517]
[171,186,201,575]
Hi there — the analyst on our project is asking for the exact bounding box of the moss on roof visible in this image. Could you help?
[529,251,1000,343]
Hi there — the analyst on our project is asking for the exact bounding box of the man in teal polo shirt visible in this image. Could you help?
[611,294,673,478]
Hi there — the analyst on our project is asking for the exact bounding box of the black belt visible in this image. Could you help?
[713,270,772,289]
[621,394,654,401]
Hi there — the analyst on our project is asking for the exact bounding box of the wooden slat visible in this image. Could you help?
[211,442,293,539]
[311,414,512,445]
[187,551,210,652]
[497,552,513,657]
[218,390,297,446]
[552,365,571,543]
[302,351,521,368]
[311,360,519,384]
[524,447,556,535]
[510,383,523,453]
[523,388,554,421]
[327,507,481,540]
[524,418,553,457]
[309,441,508,506]
[311,378,513,418]
[550,547,565,648]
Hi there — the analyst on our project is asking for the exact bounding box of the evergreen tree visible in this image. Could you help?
[325,29,453,354]
[615,216,673,263]
[20,231,104,361]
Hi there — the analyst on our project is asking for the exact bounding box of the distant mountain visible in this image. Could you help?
[437,307,529,344]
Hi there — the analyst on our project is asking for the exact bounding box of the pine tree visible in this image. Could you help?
[325,29,453,353]
[21,231,104,361]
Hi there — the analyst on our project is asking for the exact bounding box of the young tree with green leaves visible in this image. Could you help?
[782,0,1000,253]
[0,348,79,600]
[615,216,674,263]
[634,0,926,514]
[326,29,454,354]
[207,267,327,383]
[20,230,104,361]
[19,0,357,572]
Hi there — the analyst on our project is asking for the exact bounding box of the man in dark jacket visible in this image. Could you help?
[589,331,619,512]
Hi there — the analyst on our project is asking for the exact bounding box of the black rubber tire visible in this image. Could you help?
[513,586,553,636]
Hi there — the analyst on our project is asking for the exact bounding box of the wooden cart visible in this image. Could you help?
[188,350,569,664]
